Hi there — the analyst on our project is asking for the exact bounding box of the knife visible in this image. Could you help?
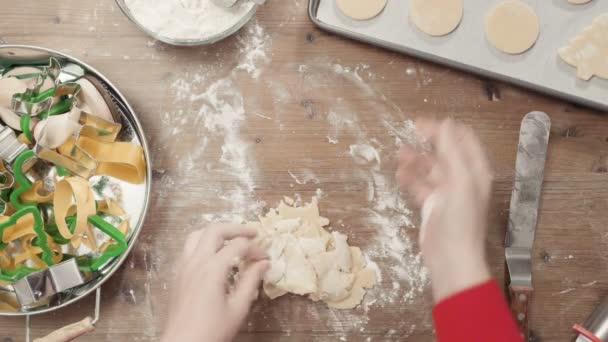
[505,111,551,340]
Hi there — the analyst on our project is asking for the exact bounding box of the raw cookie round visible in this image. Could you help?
[336,0,387,20]
[568,0,592,4]
[409,0,464,37]
[485,0,540,54]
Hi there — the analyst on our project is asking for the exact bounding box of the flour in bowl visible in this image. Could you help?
[124,0,255,41]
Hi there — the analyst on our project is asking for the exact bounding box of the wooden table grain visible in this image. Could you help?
[0,1,607,341]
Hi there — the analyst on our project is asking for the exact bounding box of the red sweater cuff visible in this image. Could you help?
[432,280,523,342]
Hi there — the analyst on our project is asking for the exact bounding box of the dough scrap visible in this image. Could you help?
[336,0,387,21]
[558,13,608,81]
[248,197,376,309]
[485,0,540,54]
[409,0,463,37]
[568,0,592,4]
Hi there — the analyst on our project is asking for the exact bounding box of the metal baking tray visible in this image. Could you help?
[309,0,608,111]
[0,45,152,319]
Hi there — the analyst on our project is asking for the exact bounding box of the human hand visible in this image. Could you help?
[396,118,493,303]
[162,224,270,342]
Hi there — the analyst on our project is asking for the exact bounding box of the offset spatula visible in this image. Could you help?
[505,111,551,340]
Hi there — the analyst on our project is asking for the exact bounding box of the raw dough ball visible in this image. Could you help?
[485,0,540,54]
[409,0,464,37]
[336,0,387,20]
[558,13,608,80]
[568,0,592,4]
[245,197,377,309]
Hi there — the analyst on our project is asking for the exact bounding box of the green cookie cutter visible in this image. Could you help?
[0,205,54,282]
[9,149,36,211]
[81,215,127,272]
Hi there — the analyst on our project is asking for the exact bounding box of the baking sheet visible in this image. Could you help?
[309,0,608,111]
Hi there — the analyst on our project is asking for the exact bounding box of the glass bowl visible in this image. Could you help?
[115,0,258,46]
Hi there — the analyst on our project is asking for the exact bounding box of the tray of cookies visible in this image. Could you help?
[309,0,608,111]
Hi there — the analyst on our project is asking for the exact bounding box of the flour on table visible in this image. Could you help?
[124,0,254,41]
[326,111,351,144]
[157,21,271,222]
[152,24,426,338]
[323,63,428,306]
[244,197,377,309]
[288,169,320,185]
[237,22,271,79]
[349,144,381,165]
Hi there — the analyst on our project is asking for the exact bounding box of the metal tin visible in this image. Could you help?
[114,0,257,46]
[0,45,152,317]
[308,0,608,112]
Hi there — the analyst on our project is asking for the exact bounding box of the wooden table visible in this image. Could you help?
[0,1,607,341]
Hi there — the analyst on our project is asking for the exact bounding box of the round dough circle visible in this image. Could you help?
[568,0,592,4]
[409,0,464,37]
[336,0,387,20]
[485,0,540,54]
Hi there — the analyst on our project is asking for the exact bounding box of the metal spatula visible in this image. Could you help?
[505,111,551,340]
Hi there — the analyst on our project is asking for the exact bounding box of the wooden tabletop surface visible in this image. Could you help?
[0,1,607,341]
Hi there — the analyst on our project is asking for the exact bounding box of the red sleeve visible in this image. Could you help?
[432,280,523,342]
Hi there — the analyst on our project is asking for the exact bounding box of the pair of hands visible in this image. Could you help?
[163,118,493,340]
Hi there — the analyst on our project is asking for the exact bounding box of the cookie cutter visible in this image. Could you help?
[0,170,14,215]
[0,124,128,284]
[1,212,127,298]
[9,58,61,117]
[55,62,85,84]
[0,104,101,180]
[0,205,54,282]
[82,215,128,272]
[33,108,122,179]
[13,259,84,308]
[0,124,28,164]
[11,57,83,120]
[17,82,80,117]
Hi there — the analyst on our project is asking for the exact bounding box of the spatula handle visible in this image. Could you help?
[509,285,533,341]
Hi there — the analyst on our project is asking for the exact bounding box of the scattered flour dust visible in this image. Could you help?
[159,20,271,222]
[349,144,381,165]
[288,168,320,185]
[315,61,429,307]
[154,20,427,339]
[237,22,271,79]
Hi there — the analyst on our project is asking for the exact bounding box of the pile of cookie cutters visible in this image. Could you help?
[0,45,151,341]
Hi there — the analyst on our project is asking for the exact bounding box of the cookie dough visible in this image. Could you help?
[245,197,376,309]
[409,0,464,37]
[558,13,608,80]
[568,0,592,4]
[485,0,540,54]
[336,0,387,20]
